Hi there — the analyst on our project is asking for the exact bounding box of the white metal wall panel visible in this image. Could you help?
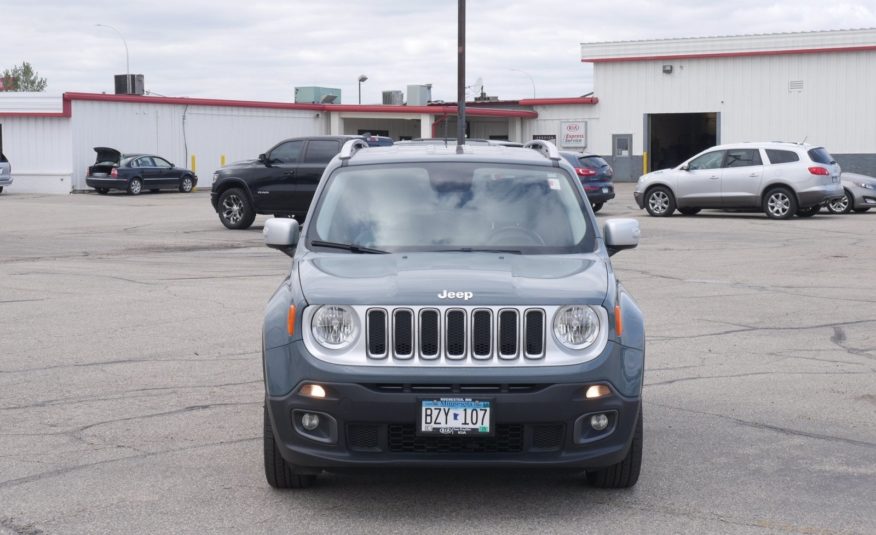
[0,116,72,193]
[522,105,600,149]
[581,28,876,61]
[588,49,876,157]
[70,101,321,190]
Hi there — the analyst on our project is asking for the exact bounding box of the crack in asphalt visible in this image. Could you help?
[0,350,260,375]
[0,436,259,490]
[650,402,876,449]
[645,370,871,388]
[649,318,876,345]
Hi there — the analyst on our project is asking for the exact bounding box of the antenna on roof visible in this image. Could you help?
[800,135,807,145]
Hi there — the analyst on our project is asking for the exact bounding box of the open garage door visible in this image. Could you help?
[647,113,718,172]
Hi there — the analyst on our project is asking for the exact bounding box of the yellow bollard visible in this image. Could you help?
[191,155,198,191]
[642,151,648,175]
[221,154,226,167]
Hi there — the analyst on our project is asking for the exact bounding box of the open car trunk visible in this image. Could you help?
[89,147,122,177]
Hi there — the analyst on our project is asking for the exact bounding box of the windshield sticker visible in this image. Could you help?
[547,178,561,190]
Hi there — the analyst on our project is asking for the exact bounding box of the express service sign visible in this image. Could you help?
[560,121,588,148]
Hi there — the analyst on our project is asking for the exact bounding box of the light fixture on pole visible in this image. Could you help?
[358,74,368,104]
[96,23,131,94]
[509,68,536,98]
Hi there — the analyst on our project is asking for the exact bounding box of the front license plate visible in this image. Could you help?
[419,399,491,436]
[602,187,610,193]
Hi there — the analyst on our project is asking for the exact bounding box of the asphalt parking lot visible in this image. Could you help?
[1,184,874,535]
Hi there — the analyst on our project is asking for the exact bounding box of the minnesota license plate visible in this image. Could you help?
[419,399,491,436]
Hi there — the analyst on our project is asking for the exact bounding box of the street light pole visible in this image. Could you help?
[358,74,368,105]
[509,68,536,98]
[96,23,130,94]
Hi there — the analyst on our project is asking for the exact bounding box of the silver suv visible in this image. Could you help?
[633,142,843,219]
[0,152,11,194]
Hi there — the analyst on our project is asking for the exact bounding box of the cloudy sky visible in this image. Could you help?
[1,0,874,104]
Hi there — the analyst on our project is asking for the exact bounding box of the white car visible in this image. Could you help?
[633,142,844,219]
[826,172,876,214]
[0,152,11,194]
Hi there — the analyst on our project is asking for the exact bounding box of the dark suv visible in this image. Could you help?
[211,135,391,229]
[259,139,645,489]
[560,151,615,212]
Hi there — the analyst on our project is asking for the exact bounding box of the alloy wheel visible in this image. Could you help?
[828,194,850,214]
[222,194,244,225]
[767,192,791,217]
[648,191,670,215]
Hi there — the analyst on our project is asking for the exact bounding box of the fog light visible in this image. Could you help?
[301,413,320,431]
[590,413,609,431]
[300,383,327,399]
[585,384,611,399]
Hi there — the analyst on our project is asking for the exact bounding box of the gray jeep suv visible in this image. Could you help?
[260,139,645,489]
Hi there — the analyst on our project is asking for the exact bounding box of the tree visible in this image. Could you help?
[0,62,48,92]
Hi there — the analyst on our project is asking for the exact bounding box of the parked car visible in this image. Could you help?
[633,142,844,219]
[211,135,392,229]
[86,147,197,195]
[259,139,645,489]
[0,152,11,194]
[826,172,876,214]
[560,151,615,212]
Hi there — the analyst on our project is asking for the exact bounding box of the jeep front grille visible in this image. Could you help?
[365,306,545,361]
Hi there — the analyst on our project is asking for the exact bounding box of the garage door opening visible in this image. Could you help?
[647,113,718,172]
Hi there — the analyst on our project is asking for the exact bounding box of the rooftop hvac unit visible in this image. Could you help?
[407,84,432,106]
[295,86,342,104]
[114,74,145,95]
[382,90,404,105]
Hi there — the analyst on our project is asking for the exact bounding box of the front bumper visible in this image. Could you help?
[265,341,643,471]
[86,177,128,190]
[633,190,644,209]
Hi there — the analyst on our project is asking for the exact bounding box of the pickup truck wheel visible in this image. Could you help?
[128,178,142,195]
[218,188,256,230]
[591,202,603,213]
[264,405,317,489]
[586,405,643,488]
[645,186,675,217]
[763,187,797,219]
[179,176,194,193]
[95,188,109,195]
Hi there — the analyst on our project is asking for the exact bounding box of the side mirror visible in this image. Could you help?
[603,218,640,256]
[264,218,300,258]
[680,164,690,171]
[258,153,270,166]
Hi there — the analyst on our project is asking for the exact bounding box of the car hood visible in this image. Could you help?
[842,172,876,186]
[221,159,262,170]
[297,252,609,306]
[93,147,121,164]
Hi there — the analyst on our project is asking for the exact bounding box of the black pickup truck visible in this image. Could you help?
[210,135,392,229]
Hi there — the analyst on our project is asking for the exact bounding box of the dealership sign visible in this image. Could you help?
[560,121,588,148]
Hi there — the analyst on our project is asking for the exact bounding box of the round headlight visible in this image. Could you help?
[553,305,600,349]
[312,305,358,349]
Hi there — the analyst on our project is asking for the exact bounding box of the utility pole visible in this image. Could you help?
[456,0,466,151]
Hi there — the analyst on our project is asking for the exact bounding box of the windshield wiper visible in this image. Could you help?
[434,248,523,254]
[309,240,388,254]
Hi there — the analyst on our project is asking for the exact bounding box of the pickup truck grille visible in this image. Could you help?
[366,307,545,361]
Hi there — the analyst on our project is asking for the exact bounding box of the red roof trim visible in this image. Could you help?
[0,95,72,118]
[518,97,598,106]
[582,44,876,63]
[0,92,536,118]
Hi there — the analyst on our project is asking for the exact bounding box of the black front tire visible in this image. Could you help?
[591,202,603,213]
[796,205,820,218]
[217,188,256,230]
[127,178,143,195]
[587,406,643,488]
[645,186,676,217]
[827,190,853,214]
[179,176,194,193]
[0,186,4,194]
[264,405,317,489]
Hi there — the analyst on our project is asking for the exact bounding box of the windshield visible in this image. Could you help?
[307,162,594,254]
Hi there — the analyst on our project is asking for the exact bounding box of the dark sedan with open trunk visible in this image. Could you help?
[86,147,197,195]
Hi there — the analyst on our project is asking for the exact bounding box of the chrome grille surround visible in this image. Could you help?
[301,305,609,367]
